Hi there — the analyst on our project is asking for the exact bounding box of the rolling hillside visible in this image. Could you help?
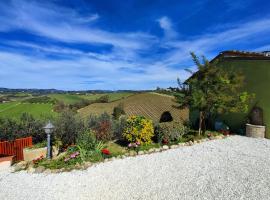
[78,93,188,123]
[49,92,134,104]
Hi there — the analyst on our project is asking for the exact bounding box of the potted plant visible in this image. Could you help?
[246,106,265,138]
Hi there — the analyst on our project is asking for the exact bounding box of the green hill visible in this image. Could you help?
[78,93,188,123]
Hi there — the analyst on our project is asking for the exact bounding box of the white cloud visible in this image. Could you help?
[157,16,178,39]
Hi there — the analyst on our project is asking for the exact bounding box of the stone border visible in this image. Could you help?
[14,134,228,174]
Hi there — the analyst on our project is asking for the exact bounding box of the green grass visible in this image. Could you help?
[105,141,127,156]
[0,102,56,119]
[49,92,134,105]
[48,94,86,104]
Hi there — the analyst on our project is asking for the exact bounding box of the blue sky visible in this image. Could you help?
[0,0,270,90]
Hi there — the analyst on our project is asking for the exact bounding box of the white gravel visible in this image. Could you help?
[1,135,270,200]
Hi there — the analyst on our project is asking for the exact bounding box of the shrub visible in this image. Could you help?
[97,95,109,103]
[155,122,189,143]
[123,116,154,145]
[0,113,47,143]
[113,115,127,139]
[76,130,98,152]
[159,111,173,123]
[112,103,125,119]
[87,113,113,141]
[54,110,85,147]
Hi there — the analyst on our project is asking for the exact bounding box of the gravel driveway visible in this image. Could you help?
[1,135,270,200]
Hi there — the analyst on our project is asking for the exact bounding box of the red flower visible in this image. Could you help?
[101,148,111,155]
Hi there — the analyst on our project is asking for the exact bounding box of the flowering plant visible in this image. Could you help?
[64,151,80,162]
[128,141,140,152]
[123,116,154,145]
[33,155,44,164]
[101,148,111,155]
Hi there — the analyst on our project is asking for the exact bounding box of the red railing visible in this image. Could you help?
[0,137,32,161]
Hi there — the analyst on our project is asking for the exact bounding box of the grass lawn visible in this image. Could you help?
[0,102,56,119]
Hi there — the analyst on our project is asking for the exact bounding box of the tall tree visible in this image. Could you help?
[175,53,254,135]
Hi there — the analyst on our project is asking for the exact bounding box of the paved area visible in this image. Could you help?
[1,135,270,200]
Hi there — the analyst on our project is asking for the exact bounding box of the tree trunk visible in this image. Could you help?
[198,111,203,135]
[198,111,206,135]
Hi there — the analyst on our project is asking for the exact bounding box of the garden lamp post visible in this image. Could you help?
[43,121,54,159]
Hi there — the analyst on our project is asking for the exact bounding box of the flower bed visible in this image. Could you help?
[14,133,228,174]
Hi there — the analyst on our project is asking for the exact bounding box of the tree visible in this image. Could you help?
[112,103,125,120]
[175,53,254,135]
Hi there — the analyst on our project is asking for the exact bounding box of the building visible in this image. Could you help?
[214,50,270,138]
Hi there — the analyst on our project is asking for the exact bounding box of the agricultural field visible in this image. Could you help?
[49,92,134,104]
[0,92,135,120]
[0,102,55,119]
[78,92,188,123]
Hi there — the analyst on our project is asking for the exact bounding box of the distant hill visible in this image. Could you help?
[78,92,188,123]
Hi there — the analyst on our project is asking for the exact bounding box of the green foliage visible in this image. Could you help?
[155,122,189,143]
[22,96,55,104]
[175,53,254,133]
[54,110,85,147]
[123,116,154,145]
[0,113,47,143]
[113,115,127,139]
[97,95,109,103]
[112,103,125,119]
[87,113,113,141]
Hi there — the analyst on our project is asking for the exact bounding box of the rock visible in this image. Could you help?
[138,151,144,155]
[43,169,51,174]
[170,145,178,149]
[27,166,35,173]
[178,143,185,147]
[162,145,169,150]
[148,148,155,153]
[154,148,161,153]
[34,166,45,173]
[121,155,126,159]
[129,151,137,156]
[14,161,27,171]
[109,157,116,161]
[125,153,129,156]
[85,162,92,167]
[104,158,109,162]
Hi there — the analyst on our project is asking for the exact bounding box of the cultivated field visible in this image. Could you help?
[78,92,188,122]
[0,92,134,119]
[49,92,134,104]
[0,102,55,119]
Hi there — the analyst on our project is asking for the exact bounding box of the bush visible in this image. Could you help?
[155,122,189,143]
[76,130,105,161]
[0,113,47,143]
[87,113,113,141]
[23,96,55,104]
[113,115,127,139]
[159,111,173,122]
[112,103,125,119]
[96,95,109,103]
[54,110,85,147]
[123,116,154,145]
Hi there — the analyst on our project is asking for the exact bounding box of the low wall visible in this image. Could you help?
[23,147,59,161]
